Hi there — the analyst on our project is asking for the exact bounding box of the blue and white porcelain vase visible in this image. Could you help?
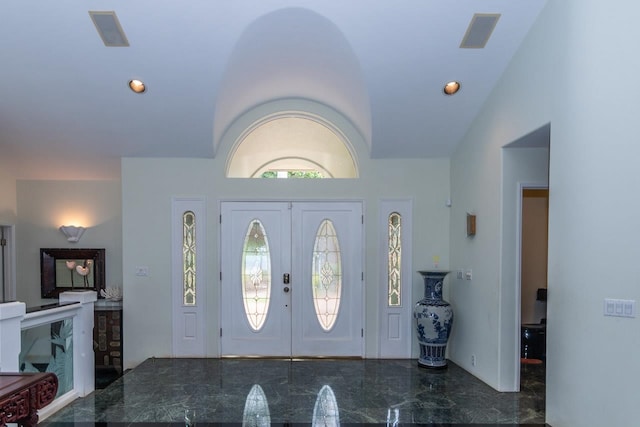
[414,270,453,368]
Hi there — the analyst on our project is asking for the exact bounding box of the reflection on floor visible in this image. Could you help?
[44,358,546,426]
[95,367,122,390]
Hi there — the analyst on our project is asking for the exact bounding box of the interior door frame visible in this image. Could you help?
[0,225,16,302]
[218,199,365,358]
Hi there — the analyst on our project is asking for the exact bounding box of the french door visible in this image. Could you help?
[220,201,363,357]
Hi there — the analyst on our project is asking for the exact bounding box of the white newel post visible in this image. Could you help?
[60,291,96,397]
[0,301,26,372]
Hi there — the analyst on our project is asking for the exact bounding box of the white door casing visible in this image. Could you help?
[0,225,16,302]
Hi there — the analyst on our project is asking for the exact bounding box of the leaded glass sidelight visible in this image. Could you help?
[183,211,196,305]
[242,220,272,331]
[312,219,342,331]
[388,212,402,307]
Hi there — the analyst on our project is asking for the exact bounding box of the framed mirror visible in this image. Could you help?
[40,248,106,298]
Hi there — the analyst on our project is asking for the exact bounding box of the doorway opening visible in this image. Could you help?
[520,188,548,364]
[517,186,548,398]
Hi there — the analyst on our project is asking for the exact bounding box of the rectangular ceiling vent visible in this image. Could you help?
[89,11,129,47]
[460,13,501,49]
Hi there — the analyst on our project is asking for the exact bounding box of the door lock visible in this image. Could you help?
[283,287,290,293]
[283,273,290,284]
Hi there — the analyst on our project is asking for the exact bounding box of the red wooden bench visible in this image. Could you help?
[0,373,58,427]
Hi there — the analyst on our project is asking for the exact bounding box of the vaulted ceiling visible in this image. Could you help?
[0,1,547,180]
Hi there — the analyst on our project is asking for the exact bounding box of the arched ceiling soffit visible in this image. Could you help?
[213,8,372,155]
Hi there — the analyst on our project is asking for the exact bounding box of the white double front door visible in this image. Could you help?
[220,201,363,357]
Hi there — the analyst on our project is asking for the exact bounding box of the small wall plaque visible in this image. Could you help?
[466,213,476,236]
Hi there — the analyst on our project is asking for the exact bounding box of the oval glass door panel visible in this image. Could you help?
[242,220,271,331]
[312,219,342,331]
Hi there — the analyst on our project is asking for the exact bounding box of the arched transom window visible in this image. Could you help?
[227,115,357,179]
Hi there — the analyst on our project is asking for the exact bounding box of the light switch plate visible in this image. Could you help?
[135,266,149,277]
[604,298,635,318]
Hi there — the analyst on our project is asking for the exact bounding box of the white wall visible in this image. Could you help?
[121,152,451,368]
[545,2,640,425]
[450,139,549,390]
[447,1,554,388]
[15,180,122,306]
[451,1,640,425]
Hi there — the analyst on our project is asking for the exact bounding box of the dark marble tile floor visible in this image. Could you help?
[43,358,547,426]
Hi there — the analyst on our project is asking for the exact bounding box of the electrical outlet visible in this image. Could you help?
[471,354,476,367]
[465,269,473,280]
[135,266,149,277]
[456,270,464,280]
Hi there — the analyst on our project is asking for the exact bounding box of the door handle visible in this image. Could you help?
[283,273,290,284]
[283,286,290,293]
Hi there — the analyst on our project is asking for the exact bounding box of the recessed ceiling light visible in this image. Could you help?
[129,79,146,94]
[443,81,461,95]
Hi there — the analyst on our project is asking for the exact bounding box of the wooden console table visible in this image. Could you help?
[0,373,58,427]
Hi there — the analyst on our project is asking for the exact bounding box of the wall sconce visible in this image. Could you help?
[59,225,86,243]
